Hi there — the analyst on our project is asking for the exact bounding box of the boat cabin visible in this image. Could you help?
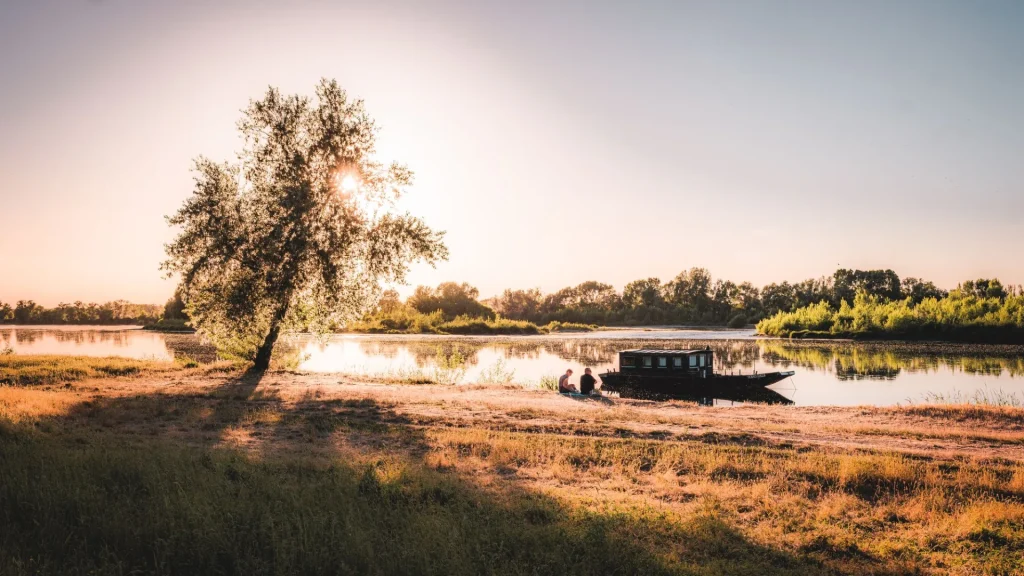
[618,348,714,377]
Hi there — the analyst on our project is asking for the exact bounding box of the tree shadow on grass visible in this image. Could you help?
[0,382,919,576]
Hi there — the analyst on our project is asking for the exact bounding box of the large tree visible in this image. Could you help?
[163,79,447,369]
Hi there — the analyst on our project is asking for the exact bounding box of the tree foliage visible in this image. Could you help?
[408,282,494,320]
[162,80,447,367]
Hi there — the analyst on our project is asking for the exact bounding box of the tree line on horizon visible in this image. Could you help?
[364,268,1019,329]
[2,269,1016,330]
[0,300,163,326]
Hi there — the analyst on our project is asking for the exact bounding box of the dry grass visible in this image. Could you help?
[0,354,180,386]
[0,353,239,387]
[1,359,1023,574]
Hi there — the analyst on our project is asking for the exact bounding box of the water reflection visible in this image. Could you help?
[0,326,217,362]
[3,326,1023,406]
[757,341,1024,378]
[298,337,1024,380]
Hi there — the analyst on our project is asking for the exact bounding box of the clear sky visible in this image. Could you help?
[2,0,1023,306]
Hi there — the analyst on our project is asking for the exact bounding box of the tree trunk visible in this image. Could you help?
[252,305,288,371]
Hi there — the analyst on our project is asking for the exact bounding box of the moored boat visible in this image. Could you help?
[599,347,794,399]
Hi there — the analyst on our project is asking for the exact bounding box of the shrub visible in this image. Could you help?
[757,291,1024,343]
[543,321,597,333]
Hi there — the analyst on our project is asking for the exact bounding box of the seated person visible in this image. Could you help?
[558,369,576,393]
[578,368,597,395]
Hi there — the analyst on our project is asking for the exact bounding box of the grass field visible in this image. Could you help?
[1,356,1023,574]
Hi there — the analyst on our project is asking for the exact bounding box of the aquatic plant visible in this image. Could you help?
[914,387,1023,407]
[536,375,559,391]
[476,358,516,384]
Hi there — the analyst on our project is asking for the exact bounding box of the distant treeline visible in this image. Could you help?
[0,300,164,326]
[8,269,1019,336]
[359,268,1009,330]
[486,268,966,327]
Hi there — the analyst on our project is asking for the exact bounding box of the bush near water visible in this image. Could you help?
[757,290,1024,343]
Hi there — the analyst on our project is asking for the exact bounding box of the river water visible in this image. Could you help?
[3,326,1023,407]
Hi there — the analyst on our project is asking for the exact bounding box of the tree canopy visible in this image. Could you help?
[163,79,447,368]
[407,282,495,320]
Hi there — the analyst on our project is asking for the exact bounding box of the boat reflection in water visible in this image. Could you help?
[670,386,795,406]
[600,380,795,406]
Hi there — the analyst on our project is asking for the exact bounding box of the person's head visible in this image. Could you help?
[584,368,592,375]
[566,369,573,376]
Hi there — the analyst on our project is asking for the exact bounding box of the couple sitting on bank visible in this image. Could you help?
[558,368,597,395]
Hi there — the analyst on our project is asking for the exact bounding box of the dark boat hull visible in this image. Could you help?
[598,370,794,401]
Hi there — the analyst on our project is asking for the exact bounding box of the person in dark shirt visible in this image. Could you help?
[578,368,597,395]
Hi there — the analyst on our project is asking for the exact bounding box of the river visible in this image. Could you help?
[3,325,1022,407]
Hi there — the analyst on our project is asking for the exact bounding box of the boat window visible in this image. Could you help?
[689,355,698,368]
[699,354,706,367]
[657,357,667,368]
[621,356,636,367]
[642,356,652,368]
[673,357,683,368]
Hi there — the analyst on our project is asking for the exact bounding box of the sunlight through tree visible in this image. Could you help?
[163,79,448,369]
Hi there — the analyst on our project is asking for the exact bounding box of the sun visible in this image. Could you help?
[340,174,359,192]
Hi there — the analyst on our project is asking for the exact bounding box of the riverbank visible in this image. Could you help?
[1,360,1022,574]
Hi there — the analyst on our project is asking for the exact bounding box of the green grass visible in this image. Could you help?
[0,355,182,386]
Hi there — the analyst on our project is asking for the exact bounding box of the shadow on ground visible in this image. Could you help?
[0,374,919,576]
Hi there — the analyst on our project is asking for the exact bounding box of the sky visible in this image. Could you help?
[2,0,1023,306]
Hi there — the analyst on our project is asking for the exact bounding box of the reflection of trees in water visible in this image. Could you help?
[539,341,618,366]
[413,342,481,367]
[0,330,10,347]
[14,330,39,344]
[958,357,1024,376]
[11,329,131,346]
[354,341,483,368]
[758,341,1024,378]
[707,342,760,371]
[355,340,402,360]
[151,334,1024,380]
[496,342,543,361]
